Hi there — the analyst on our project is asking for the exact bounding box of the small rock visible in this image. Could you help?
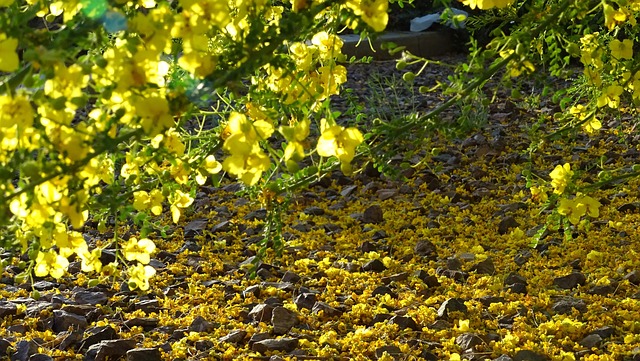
[184,218,208,237]
[80,326,117,350]
[244,209,267,221]
[248,304,275,323]
[0,339,11,356]
[375,345,402,360]
[470,258,495,275]
[624,270,640,285]
[194,340,214,351]
[212,220,233,233]
[587,284,616,295]
[579,334,602,348]
[294,293,317,310]
[188,316,216,333]
[372,313,392,324]
[303,206,325,216]
[312,302,342,318]
[123,318,158,330]
[219,330,247,344]
[553,272,586,289]
[74,291,108,306]
[85,339,136,361]
[372,286,396,298]
[32,281,58,291]
[132,300,161,314]
[413,270,440,287]
[514,250,532,266]
[504,272,528,294]
[477,296,505,307]
[414,240,437,258]
[427,319,450,330]
[251,338,299,353]
[10,340,38,361]
[498,216,519,235]
[617,202,640,212]
[281,271,301,283]
[492,355,513,361]
[52,310,88,333]
[362,259,386,273]
[513,350,549,361]
[551,297,587,315]
[27,354,53,361]
[437,298,468,318]
[389,315,420,331]
[271,306,298,335]
[381,272,409,285]
[125,348,162,361]
[456,333,485,351]
[446,257,463,270]
[590,326,615,339]
[362,204,384,224]
[0,301,17,318]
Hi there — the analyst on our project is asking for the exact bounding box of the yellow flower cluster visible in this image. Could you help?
[460,0,516,10]
[557,195,601,225]
[222,112,273,186]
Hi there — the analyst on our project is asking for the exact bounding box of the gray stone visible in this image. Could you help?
[52,310,88,333]
[271,306,298,335]
[362,259,386,272]
[80,326,117,350]
[375,345,402,360]
[123,318,159,330]
[551,297,587,315]
[492,355,513,361]
[579,334,602,348]
[414,240,437,258]
[294,293,317,310]
[219,330,247,344]
[10,340,38,361]
[0,301,17,318]
[303,206,325,216]
[456,333,485,351]
[251,338,299,353]
[74,291,108,305]
[553,272,586,289]
[437,298,468,318]
[28,354,53,361]
[514,250,532,266]
[248,304,275,323]
[381,272,409,285]
[125,348,162,361]
[188,316,216,333]
[389,315,420,331]
[470,258,495,275]
[624,270,640,285]
[362,205,384,224]
[312,302,342,318]
[498,216,519,235]
[84,339,136,361]
[513,350,549,361]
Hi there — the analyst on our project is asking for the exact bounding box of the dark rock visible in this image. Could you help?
[505,282,527,294]
[219,330,247,344]
[591,326,615,339]
[28,354,53,361]
[244,209,267,221]
[477,296,505,307]
[504,272,528,294]
[188,316,216,333]
[251,338,299,353]
[74,291,108,305]
[439,269,468,282]
[579,334,602,348]
[125,348,162,361]
[470,258,495,275]
[248,332,271,346]
[10,340,38,361]
[123,318,158,330]
[513,350,549,361]
[617,202,640,212]
[32,281,58,291]
[381,272,408,285]
[624,270,640,285]
[375,345,402,360]
[271,306,298,335]
[0,301,17,318]
[362,259,386,272]
[372,285,397,298]
[80,326,118,350]
[514,250,532,266]
[389,315,420,331]
[413,270,440,287]
[492,355,513,361]
[551,297,587,314]
[58,331,82,350]
[132,300,161,314]
[359,241,377,253]
[456,333,485,350]
[294,293,317,310]
[437,298,468,318]
[498,216,519,235]
[303,206,325,216]
[446,257,463,270]
[553,272,586,289]
[212,220,233,233]
[52,310,88,333]
[242,284,261,298]
[194,340,214,351]
[587,284,616,295]
[323,223,343,234]
[414,240,437,258]
[372,313,392,324]
[427,319,450,330]
[362,205,384,224]
[0,339,11,357]
[281,271,301,283]
[248,304,275,323]
[312,302,342,318]
[85,339,136,361]
[184,218,208,237]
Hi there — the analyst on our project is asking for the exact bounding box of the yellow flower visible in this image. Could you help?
[203,155,222,174]
[345,0,389,32]
[35,250,69,279]
[557,198,585,225]
[597,84,623,109]
[79,248,102,273]
[123,237,156,264]
[222,151,271,186]
[128,263,156,291]
[549,163,573,194]
[0,94,34,130]
[610,39,634,60]
[169,189,194,223]
[576,195,600,218]
[279,118,310,162]
[460,0,515,10]
[317,122,364,164]
[530,185,548,203]
[135,96,174,136]
[0,34,19,72]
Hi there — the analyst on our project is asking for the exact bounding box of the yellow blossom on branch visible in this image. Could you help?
[460,0,515,10]
[549,163,573,194]
[128,263,156,291]
[169,189,194,223]
[34,250,69,279]
[610,39,634,60]
[123,237,156,264]
[0,34,19,72]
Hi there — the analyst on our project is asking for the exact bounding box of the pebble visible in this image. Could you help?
[251,338,299,353]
